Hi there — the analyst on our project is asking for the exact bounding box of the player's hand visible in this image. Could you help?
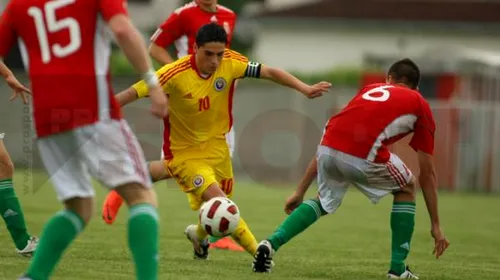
[431,225,450,259]
[6,74,31,104]
[284,192,304,215]
[148,85,168,119]
[301,81,331,99]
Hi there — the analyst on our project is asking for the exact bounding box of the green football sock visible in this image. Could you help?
[26,210,84,280]
[128,204,159,280]
[268,199,326,251]
[390,202,416,275]
[0,178,31,250]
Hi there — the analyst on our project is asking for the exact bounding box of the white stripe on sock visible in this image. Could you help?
[391,210,416,214]
[58,210,84,233]
[303,200,321,219]
[392,206,416,211]
[129,205,159,221]
[392,205,416,210]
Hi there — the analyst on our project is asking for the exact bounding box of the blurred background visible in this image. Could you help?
[0,0,499,193]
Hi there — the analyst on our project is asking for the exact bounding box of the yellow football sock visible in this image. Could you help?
[196,223,209,241]
[231,217,257,255]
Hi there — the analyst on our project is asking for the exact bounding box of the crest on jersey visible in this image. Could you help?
[192,175,204,188]
[214,77,227,92]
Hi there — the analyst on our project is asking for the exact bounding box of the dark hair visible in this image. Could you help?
[387,58,421,89]
[195,23,227,47]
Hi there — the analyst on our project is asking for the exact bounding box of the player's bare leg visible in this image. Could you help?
[102,160,167,225]
[185,183,257,259]
[0,135,38,257]
[387,178,419,279]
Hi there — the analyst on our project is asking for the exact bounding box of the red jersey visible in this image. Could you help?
[0,0,125,138]
[321,83,436,163]
[150,1,236,58]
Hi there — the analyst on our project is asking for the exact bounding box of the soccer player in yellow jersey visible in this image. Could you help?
[106,22,331,259]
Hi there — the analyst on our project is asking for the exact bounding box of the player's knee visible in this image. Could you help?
[316,192,342,215]
[0,152,14,179]
[316,197,341,215]
[399,177,417,200]
[149,160,170,182]
[201,182,226,201]
[116,183,157,208]
[64,197,94,224]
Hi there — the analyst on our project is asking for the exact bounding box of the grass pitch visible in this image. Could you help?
[0,170,499,280]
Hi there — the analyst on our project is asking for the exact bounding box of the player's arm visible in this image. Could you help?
[116,78,155,107]
[115,87,140,107]
[284,156,318,214]
[102,0,166,118]
[149,44,175,65]
[0,7,31,103]
[260,66,314,95]
[230,52,331,98]
[410,104,439,226]
[417,151,449,258]
[107,15,153,78]
[296,156,318,198]
[0,61,13,78]
[410,101,449,258]
[260,66,332,98]
[417,151,439,226]
[0,3,16,79]
[149,13,184,65]
[0,61,31,103]
[116,63,174,107]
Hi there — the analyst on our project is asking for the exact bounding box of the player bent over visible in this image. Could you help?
[0,65,38,257]
[105,0,241,252]
[105,23,331,260]
[0,0,168,279]
[252,59,450,279]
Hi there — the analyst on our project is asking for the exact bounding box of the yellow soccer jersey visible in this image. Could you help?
[132,49,262,158]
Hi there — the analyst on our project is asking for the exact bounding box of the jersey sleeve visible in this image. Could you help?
[225,50,262,79]
[99,0,128,22]
[225,14,237,46]
[131,63,177,98]
[150,13,184,48]
[409,100,436,155]
[0,2,17,58]
[131,80,149,98]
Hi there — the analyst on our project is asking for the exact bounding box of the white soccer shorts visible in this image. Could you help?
[316,145,413,214]
[37,119,152,202]
[0,133,4,139]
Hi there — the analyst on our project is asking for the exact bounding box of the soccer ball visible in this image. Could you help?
[199,197,240,237]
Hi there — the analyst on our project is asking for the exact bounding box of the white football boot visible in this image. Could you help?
[17,236,39,258]
[387,266,419,279]
[184,224,209,260]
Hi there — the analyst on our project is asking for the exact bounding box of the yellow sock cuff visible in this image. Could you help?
[196,223,209,241]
